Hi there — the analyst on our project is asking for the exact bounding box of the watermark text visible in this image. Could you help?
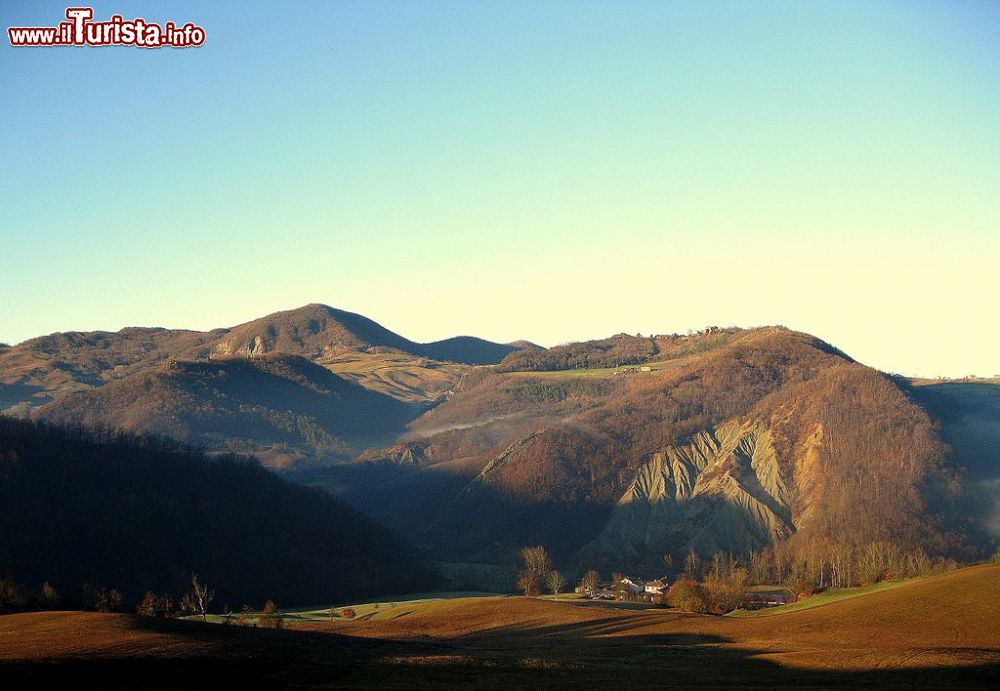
[8,7,206,48]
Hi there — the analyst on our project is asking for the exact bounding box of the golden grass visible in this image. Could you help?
[298,564,1000,674]
[3,565,998,687]
[318,351,467,403]
[0,611,219,660]
[729,579,911,617]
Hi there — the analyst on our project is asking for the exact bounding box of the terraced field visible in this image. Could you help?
[319,351,468,403]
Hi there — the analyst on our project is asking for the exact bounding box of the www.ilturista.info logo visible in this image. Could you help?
[8,7,205,48]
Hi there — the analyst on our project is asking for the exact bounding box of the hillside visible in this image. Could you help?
[306,563,1000,684]
[306,327,967,571]
[4,309,995,573]
[0,304,522,415]
[495,327,746,372]
[908,380,1000,546]
[3,565,997,687]
[0,416,432,608]
[34,354,420,467]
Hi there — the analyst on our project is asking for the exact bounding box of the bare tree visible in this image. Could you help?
[580,570,601,596]
[517,571,541,596]
[520,546,552,580]
[545,570,566,595]
[683,550,702,580]
[180,573,214,620]
[517,545,553,597]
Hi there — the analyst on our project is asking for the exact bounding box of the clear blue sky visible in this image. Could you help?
[1,1,997,377]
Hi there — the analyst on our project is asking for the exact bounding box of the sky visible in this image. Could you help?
[1,1,997,378]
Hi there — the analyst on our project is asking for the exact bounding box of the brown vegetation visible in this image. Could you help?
[496,328,742,372]
[34,354,420,467]
[665,576,709,613]
[0,304,518,416]
[516,545,553,596]
[7,564,988,687]
[259,601,283,629]
[390,327,964,574]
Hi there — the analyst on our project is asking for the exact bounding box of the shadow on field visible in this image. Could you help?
[1,613,997,688]
[0,614,443,689]
[431,618,1000,688]
[564,598,658,611]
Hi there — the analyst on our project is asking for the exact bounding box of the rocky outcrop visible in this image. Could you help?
[578,419,795,565]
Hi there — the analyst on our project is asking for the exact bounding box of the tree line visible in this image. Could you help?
[513,540,972,617]
[0,416,434,610]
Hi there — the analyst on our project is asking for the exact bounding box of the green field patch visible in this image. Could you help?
[728,579,913,618]
[201,590,506,626]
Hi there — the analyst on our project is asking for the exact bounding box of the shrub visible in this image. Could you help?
[704,568,750,613]
[94,588,124,612]
[236,604,254,627]
[137,592,159,617]
[665,577,709,613]
[39,581,60,609]
[259,600,282,629]
[341,607,357,619]
[137,592,175,618]
[0,577,30,613]
[786,560,816,601]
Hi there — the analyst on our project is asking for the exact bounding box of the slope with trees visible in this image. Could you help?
[33,354,421,468]
[0,303,525,416]
[0,416,433,610]
[315,328,972,575]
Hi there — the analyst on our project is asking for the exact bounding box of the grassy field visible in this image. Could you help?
[200,591,505,626]
[2,565,998,687]
[318,351,467,403]
[503,355,697,380]
[729,580,912,617]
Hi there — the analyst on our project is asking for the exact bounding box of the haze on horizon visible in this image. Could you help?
[1,1,997,378]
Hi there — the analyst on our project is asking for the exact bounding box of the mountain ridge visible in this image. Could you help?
[302,326,985,571]
[35,353,421,468]
[0,304,525,415]
[4,307,996,571]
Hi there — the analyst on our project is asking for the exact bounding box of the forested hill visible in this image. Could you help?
[0,417,433,609]
[309,327,975,574]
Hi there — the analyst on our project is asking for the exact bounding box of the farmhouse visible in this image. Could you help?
[746,591,791,608]
[619,578,644,596]
[644,579,666,595]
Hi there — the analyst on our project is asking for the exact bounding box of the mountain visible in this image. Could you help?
[0,416,433,607]
[5,308,996,573]
[0,304,524,415]
[0,327,217,414]
[1,305,528,464]
[35,354,419,468]
[299,327,978,571]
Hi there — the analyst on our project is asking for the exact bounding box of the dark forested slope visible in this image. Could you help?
[0,417,432,608]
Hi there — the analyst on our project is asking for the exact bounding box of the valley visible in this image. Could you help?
[1,564,997,687]
[1,306,998,689]
[4,306,999,576]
